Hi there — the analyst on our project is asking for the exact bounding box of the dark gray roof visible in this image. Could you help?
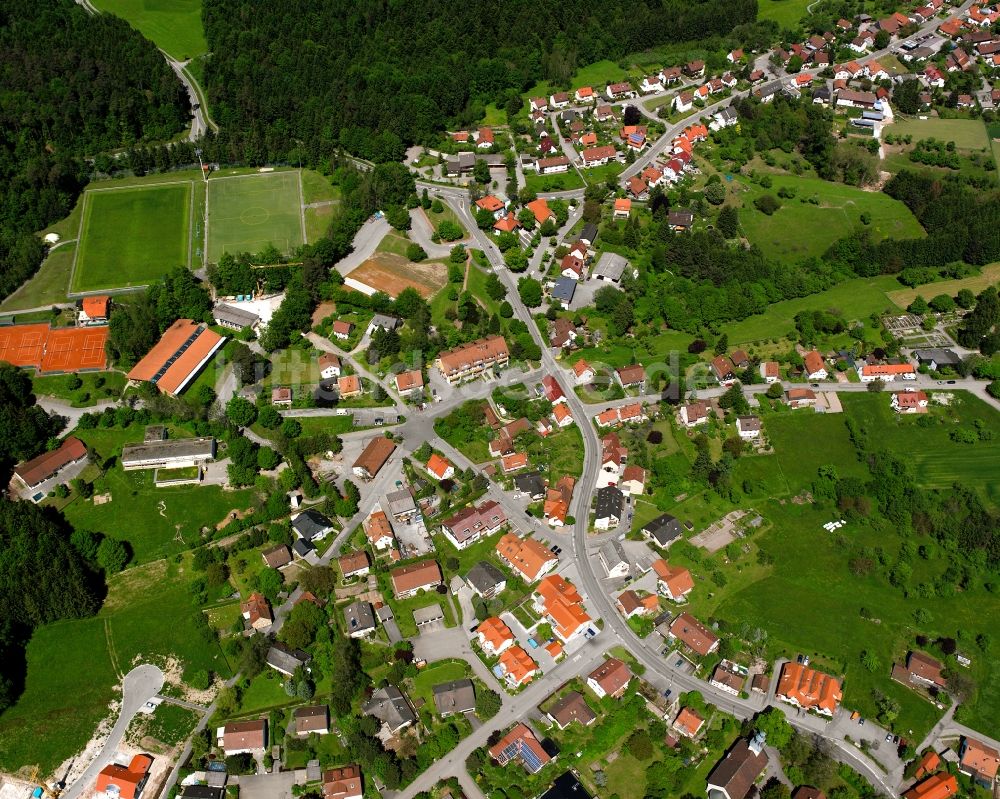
[362,685,416,731]
[292,509,334,541]
[179,788,225,799]
[595,486,625,521]
[266,643,311,675]
[913,348,960,366]
[551,276,577,303]
[668,209,694,227]
[642,513,682,547]
[598,538,628,568]
[370,314,401,331]
[578,223,598,244]
[466,561,507,594]
[292,538,315,557]
[213,303,259,329]
[120,437,216,466]
[513,471,546,499]
[432,678,476,714]
[344,600,376,634]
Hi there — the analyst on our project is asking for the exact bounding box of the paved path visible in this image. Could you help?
[37,397,118,432]
[335,217,391,277]
[63,664,165,799]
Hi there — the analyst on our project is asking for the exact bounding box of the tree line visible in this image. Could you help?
[0,0,188,300]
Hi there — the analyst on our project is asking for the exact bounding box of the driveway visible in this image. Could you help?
[237,771,299,799]
[63,664,165,799]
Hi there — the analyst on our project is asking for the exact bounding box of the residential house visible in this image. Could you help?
[352,437,396,479]
[674,707,705,738]
[529,97,548,112]
[436,336,510,383]
[426,453,455,481]
[621,464,646,496]
[489,417,531,457]
[322,766,362,799]
[79,295,112,326]
[363,511,395,550]
[362,685,416,734]
[891,391,929,413]
[587,657,632,698]
[498,645,538,686]
[368,314,402,335]
[270,387,293,407]
[293,509,335,542]
[594,104,616,121]
[488,723,551,772]
[617,590,659,618]
[736,416,762,440]
[553,403,574,428]
[913,348,961,371]
[803,350,828,380]
[902,774,958,799]
[616,364,646,391]
[465,561,507,599]
[642,514,683,548]
[598,539,631,578]
[581,145,618,167]
[685,60,706,77]
[262,544,292,569]
[95,755,153,799]
[496,533,558,581]
[537,156,571,175]
[513,471,546,501]
[712,355,737,384]
[241,592,272,631]
[332,320,354,341]
[776,662,843,715]
[607,81,634,99]
[11,436,89,495]
[653,560,694,601]
[673,91,694,113]
[218,720,267,755]
[614,198,632,219]
[594,485,625,530]
[551,276,577,309]
[760,362,780,383]
[476,127,495,148]
[668,612,719,656]
[338,550,370,580]
[959,737,1000,788]
[711,663,747,696]
[706,736,769,799]
[549,317,578,349]
[575,86,595,103]
[441,500,507,549]
[337,374,363,399]
[389,560,442,598]
[573,359,595,384]
[343,601,376,638]
[640,75,663,92]
[549,92,570,109]
[293,705,330,736]
[786,388,817,409]
[543,475,576,526]
[433,679,476,716]
[680,400,710,428]
[477,616,516,655]
[395,369,424,398]
[477,195,507,219]
[266,643,310,676]
[859,363,916,382]
[548,691,597,729]
[319,353,342,380]
[533,574,593,641]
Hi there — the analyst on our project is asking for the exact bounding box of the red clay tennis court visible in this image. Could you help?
[0,323,108,372]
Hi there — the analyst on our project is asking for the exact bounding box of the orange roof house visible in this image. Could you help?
[494,214,522,233]
[127,319,224,396]
[653,560,694,601]
[803,349,826,378]
[614,198,632,217]
[543,475,575,526]
[389,560,442,598]
[502,452,529,473]
[498,645,537,686]
[915,751,942,780]
[477,616,516,655]
[488,723,551,772]
[496,533,557,582]
[477,195,505,213]
[95,754,153,799]
[533,574,592,641]
[668,612,719,656]
[363,510,394,549]
[12,436,88,491]
[587,657,632,698]
[80,295,111,321]
[777,662,843,716]
[241,592,273,630]
[395,369,424,394]
[903,774,958,799]
[673,707,705,737]
[337,374,362,398]
[553,403,574,427]
[525,198,553,225]
[960,737,1000,785]
[426,453,455,480]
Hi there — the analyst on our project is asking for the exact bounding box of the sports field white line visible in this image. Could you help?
[297,170,307,243]
[85,179,195,193]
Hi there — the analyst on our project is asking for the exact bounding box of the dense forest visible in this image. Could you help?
[0,0,188,300]
[201,0,757,163]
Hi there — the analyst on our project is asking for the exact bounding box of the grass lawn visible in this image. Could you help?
[523,60,630,100]
[466,263,502,315]
[206,171,304,262]
[482,104,508,127]
[305,205,334,243]
[410,659,471,709]
[0,556,231,775]
[736,174,924,262]
[721,274,903,344]
[300,170,340,204]
[131,702,201,748]
[377,230,415,257]
[32,371,127,406]
[890,117,990,151]
[885,262,1000,308]
[581,161,624,186]
[91,0,206,60]
[757,0,812,26]
[0,244,75,312]
[73,182,192,292]
[527,425,585,482]
[524,170,586,194]
[237,670,296,716]
[604,751,649,799]
[425,204,468,239]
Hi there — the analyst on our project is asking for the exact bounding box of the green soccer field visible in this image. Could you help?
[205,171,305,263]
[72,182,192,292]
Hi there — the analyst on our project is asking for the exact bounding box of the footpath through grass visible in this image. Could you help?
[90,0,207,60]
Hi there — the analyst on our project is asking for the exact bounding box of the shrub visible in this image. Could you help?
[754,195,780,215]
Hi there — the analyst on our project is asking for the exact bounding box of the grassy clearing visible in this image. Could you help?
[885,262,1000,307]
[890,117,990,150]
[736,174,924,262]
[91,0,206,60]
[482,104,508,127]
[424,204,467,238]
[0,244,76,312]
[721,275,903,344]
[305,205,333,243]
[524,170,586,193]
[410,659,471,709]
[582,161,625,186]
[74,183,192,292]
[206,171,304,262]
[131,702,201,748]
[32,371,127,406]
[300,170,340,204]
[757,0,812,26]
[523,60,629,100]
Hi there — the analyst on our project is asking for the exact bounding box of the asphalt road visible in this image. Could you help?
[62,664,165,799]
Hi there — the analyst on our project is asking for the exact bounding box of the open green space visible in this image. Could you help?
[886,262,1000,308]
[206,171,304,263]
[524,59,630,100]
[32,371,127,406]
[736,174,924,262]
[0,244,76,311]
[524,170,586,193]
[91,0,206,60]
[410,659,471,709]
[0,555,231,774]
[890,117,990,151]
[757,0,811,26]
[721,274,903,344]
[73,182,192,292]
